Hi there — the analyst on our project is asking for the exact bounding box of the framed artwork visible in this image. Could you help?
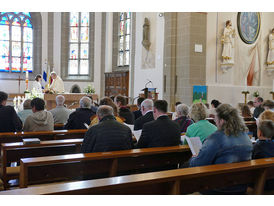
[193,85,207,104]
[237,12,261,44]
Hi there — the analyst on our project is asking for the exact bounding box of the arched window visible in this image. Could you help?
[118,12,131,67]
[61,12,94,81]
[0,12,33,73]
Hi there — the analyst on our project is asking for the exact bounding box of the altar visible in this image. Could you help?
[8,93,98,110]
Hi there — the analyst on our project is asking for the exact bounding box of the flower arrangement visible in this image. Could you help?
[84,84,95,94]
[253,91,260,97]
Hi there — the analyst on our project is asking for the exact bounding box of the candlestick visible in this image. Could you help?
[241,91,249,104]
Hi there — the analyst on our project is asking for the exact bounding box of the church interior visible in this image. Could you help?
[0,1,274,199]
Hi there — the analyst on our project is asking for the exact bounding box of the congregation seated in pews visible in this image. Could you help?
[1,88,274,194]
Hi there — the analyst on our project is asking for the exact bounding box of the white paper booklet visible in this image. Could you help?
[183,136,202,156]
[132,130,142,141]
[124,123,134,131]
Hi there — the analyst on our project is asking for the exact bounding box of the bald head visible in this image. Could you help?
[80,96,91,108]
[97,105,114,120]
[56,95,65,106]
[141,99,153,115]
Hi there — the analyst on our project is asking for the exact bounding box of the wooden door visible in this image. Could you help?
[105,71,129,97]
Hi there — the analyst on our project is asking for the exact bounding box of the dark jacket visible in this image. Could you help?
[174,116,194,133]
[137,115,181,148]
[134,111,154,131]
[252,140,274,190]
[253,105,265,118]
[0,105,22,132]
[133,109,142,120]
[119,106,134,124]
[65,108,95,130]
[81,115,133,153]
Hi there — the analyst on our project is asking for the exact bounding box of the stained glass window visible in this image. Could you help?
[118,12,131,66]
[0,12,33,73]
[69,12,90,75]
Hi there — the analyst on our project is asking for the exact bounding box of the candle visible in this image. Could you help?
[273,79,274,92]
[26,71,29,80]
[244,79,247,91]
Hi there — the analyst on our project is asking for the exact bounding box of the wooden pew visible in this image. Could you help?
[18,145,191,188]
[54,124,65,130]
[3,157,274,195]
[245,121,257,136]
[0,139,83,189]
[0,129,87,147]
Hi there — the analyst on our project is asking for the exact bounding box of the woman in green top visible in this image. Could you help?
[184,103,217,144]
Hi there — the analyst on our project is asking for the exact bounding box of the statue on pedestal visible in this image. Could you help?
[267,28,274,67]
[221,20,236,72]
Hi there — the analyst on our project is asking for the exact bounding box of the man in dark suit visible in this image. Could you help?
[133,97,145,120]
[137,100,181,148]
[0,91,22,132]
[65,96,96,130]
[81,105,133,153]
[253,97,265,118]
[134,99,154,130]
[115,95,134,124]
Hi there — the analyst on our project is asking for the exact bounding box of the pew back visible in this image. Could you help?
[3,157,274,195]
[19,145,191,188]
[0,139,83,189]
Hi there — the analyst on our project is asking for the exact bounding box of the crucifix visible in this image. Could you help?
[15,75,23,94]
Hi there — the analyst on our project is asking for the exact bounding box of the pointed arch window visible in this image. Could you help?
[118,12,131,67]
[68,12,90,75]
[0,12,33,73]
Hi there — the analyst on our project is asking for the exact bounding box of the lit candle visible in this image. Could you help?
[26,71,29,80]
[273,79,274,92]
[244,79,247,91]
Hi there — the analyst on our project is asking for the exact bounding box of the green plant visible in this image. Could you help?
[84,84,95,94]
[253,91,260,97]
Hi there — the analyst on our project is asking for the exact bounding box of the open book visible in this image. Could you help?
[124,123,142,141]
[182,135,202,156]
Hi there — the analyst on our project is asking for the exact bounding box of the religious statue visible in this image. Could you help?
[266,28,274,67]
[142,18,151,51]
[220,20,236,72]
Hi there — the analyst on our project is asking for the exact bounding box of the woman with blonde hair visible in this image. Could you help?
[184,103,217,144]
[190,104,253,194]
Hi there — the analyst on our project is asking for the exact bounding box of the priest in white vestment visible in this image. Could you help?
[48,71,65,93]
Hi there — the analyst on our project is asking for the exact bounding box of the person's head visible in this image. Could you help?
[35,74,42,82]
[0,91,8,106]
[272,28,274,33]
[56,95,65,106]
[140,99,153,116]
[262,100,274,111]
[257,120,274,140]
[226,20,232,27]
[190,103,207,122]
[215,104,247,136]
[99,97,118,116]
[247,101,254,108]
[254,97,263,108]
[259,110,274,122]
[153,100,168,119]
[31,98,45,113]
[50,71,57,79]
[114,95,127,107]
[176,104,190,118]
[241,104,252,117]
[211,99,221,109]
[137,97,145,108]
[23,99,32,110]
[96,105,114,121]
[79,96,91,109]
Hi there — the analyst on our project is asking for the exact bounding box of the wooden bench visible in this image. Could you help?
[3,157,274,195]
[0,129,87,147]
[245,121,257,136]
[54,124,65,130]
[18,145,191,188]
[0,139,83,189]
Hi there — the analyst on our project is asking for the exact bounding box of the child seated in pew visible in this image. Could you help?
[252,120,274,191]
